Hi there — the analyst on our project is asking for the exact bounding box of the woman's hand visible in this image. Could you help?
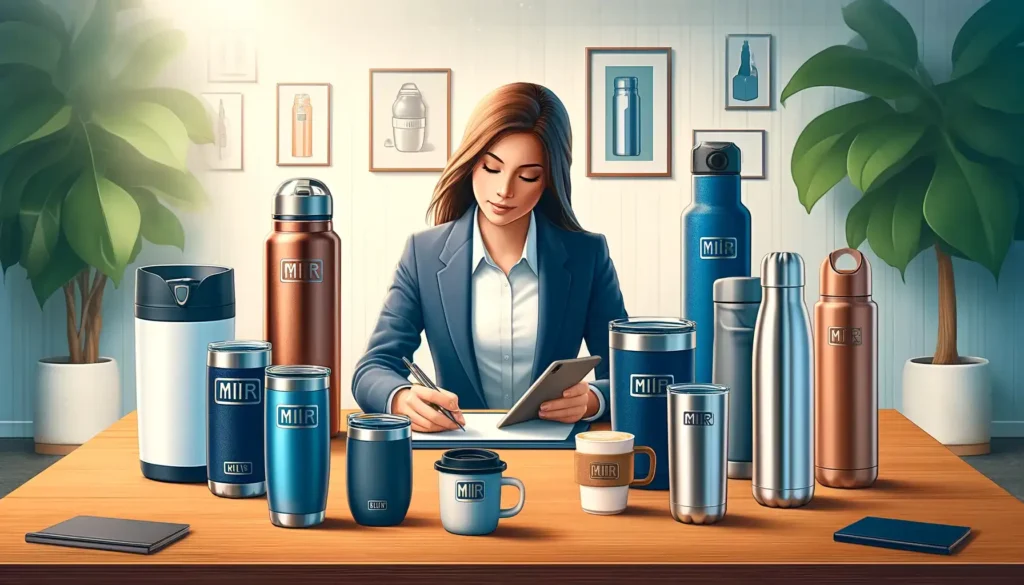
[539,381,599,423]
[391,385,466,433]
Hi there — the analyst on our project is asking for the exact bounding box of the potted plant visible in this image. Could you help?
[782,0,1023,455]
[0,0,211,454]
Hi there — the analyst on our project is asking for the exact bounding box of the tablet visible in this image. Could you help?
[496,356,601,428]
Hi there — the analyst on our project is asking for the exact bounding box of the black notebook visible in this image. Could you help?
[26,516,190,555]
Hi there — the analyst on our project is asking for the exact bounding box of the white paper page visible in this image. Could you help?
[412,413,575,442]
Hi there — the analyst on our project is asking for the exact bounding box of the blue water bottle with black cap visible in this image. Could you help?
[682,142,751,383]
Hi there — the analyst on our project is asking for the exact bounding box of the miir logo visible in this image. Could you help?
[630,374,674,397]
[828,327,862,346]
[280,259,324,283]
[590,463,619,481]
[699,237,738,260]
[214,378,262,405]
[683,411,714,426]
[276,405,319,429]
[224,461,252,475]
[456,481,485,501]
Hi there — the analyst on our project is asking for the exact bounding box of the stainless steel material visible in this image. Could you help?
[273,178,333,218]
[728,461,751,479]
[265,365,331,392]
[207,340,272,369]
[347,413,413,442]
[752,252,814,508]
[668,384,729,525]
[209,480,266,498]
[269,511,325,528]
[712,276,760,480]
[609,318,697,352]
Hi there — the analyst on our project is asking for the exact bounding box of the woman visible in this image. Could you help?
[352,82,628,432]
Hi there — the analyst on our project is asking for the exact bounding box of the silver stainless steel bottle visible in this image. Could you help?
[752,252,814,508]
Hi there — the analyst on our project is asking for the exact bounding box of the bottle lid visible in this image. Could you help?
[692,141,741,175]
[614,76,638,90]
[820,248,872,297]
[713,277,761,303]
[434,448,507,475]
[760,252,805,288]
[135,265,235,322]
[274,178,332,220]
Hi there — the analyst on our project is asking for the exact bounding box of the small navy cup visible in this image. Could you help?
[346,413,413,526]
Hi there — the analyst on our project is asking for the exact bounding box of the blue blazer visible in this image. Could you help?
[352,207,628,420]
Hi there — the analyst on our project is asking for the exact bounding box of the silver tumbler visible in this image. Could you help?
[668,384,729,525]
[712,277,761,479]
[752,252,814,508]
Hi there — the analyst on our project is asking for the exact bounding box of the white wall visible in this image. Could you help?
[3,0,1021,438]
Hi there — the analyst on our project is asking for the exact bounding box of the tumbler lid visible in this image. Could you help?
[434,448,507,475]
[348,413,411,441]
[135,265,235,322]
[609,317,696,352]
[207,340,271,369]
[713,277,761,303]
[820,248,872,297]
[265,365,331,392]
[760,252,805,288]
[274,178,333,220]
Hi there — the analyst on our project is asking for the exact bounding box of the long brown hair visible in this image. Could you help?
[427,82,583,231]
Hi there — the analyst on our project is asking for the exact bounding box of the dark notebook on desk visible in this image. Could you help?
[26,515,190,555]
[834,516,971,556]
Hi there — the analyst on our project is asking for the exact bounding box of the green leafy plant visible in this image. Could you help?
[0,0,211,363]
[782,0,1024,365]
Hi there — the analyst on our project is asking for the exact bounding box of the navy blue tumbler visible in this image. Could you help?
[265,365,331,528]
[346,413,413,526]
[207,340,272,498]
[682,142,751,383]
[610,318,696,490]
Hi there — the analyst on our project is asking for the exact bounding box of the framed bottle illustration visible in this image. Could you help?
[200,92,243,171]
[725,34,773,110]
[369,68,452,172]
[276,83,332,166]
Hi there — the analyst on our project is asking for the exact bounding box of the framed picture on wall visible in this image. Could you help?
[276,83,331,167]
[207,30,257,83]
[693,129,767,179]
[200,93,243,171]
[726,34,772,109]
[586,47,672,178]
[369,68,452,172]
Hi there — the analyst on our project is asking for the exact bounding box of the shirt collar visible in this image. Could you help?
[472,206,538,274]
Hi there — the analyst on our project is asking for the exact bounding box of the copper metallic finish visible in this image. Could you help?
[265,220,341,437]
[815,248,877,489]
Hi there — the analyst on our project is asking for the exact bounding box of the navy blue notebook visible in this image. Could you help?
[834,516,971,556]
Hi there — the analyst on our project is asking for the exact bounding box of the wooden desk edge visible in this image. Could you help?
[1,562,1023,584]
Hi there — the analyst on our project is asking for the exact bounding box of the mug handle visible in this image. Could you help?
[499,477,526,519]
[630,446,657,487]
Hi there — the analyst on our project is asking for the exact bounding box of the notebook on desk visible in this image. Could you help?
[411,412,588,449]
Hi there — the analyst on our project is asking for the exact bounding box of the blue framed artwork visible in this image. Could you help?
[586,47,672,177]
[726,34,772,110]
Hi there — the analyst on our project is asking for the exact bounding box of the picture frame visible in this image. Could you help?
[725,34,772,110]
[276,83,332,167]
[369,68,452,172]
[200,92,244,171]
[207,30,257,83]
[586,47,672,178]
[692,129,767,179]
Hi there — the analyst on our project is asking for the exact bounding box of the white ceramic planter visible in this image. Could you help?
[901,356,991,456]
[35,357,121,455]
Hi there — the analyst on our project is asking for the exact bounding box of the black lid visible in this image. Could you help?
[135,265,235,322]
[434,448,507,475]
[692,141,741,175]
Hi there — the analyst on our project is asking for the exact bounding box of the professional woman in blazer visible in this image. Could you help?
[353,82,628,432]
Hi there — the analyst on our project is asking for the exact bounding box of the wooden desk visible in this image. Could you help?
[0,410,1021,583]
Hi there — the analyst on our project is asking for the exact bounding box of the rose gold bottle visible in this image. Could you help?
[291,94,313,157]
[815,248,877,488]
[265,179,341,437]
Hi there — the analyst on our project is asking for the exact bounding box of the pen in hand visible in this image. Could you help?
[401,357,466,432]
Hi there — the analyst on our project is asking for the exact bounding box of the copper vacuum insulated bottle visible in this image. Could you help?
[815,248,877,488]
[265,178,341,437]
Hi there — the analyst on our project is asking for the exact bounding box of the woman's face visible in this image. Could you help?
[472,132,546,227]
